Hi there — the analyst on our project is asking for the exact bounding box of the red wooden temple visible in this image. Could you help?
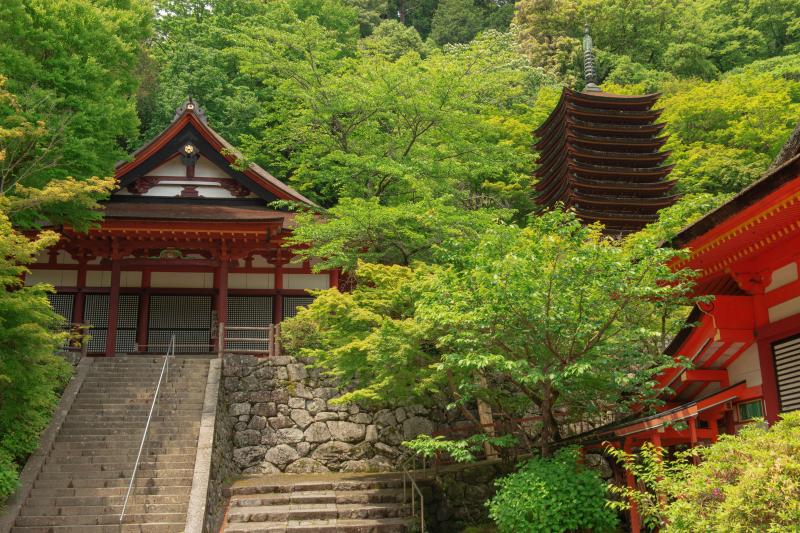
[26,98,336,355]
[534,27,679,233]
[574,126,800,532]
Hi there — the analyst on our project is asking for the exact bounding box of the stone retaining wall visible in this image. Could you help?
[222,353,441,474]
[203,362,235,533]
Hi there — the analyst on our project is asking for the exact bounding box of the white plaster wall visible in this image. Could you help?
[251,255,274,268]
[194,156,226,178]
[228,273,275,290]
[727,343,762,388]
[768,295,800,323]
[86,271,109,287]
[150,157,185,177]
[25,269,77,287]
[283,273,329,290]
[121,271,142,288]
[151,271,214,288]
[766,262,798,292]
[56,250,79,265]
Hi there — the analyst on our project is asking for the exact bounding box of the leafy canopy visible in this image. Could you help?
[282,209,699,456]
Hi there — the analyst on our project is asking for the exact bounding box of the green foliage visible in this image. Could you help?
[236,23,544,208]
[428,0,513,46]
[488,447,618,533]
[283,209,699,455]
[403,433,517,463]
[361,20,426,60]
[0,0,151,186]
[0,77,112,505]
[285,197,509,271]
[607,413,800,532]
[661,70,800,195]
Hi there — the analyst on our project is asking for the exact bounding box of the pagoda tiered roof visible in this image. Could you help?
[534,87,679,233]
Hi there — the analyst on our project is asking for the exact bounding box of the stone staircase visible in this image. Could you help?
[9,356,210,533]
[223,473,416,533]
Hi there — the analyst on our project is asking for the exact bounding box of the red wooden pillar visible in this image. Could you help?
[274,254,284,324]
[624,437,641,533]
[136,270,150,352]
[688,417,699,465]
[708,417,719,443]
[329,268,340,289]
[73,265,86,325]
[105,258,121,357]
[757,339,781,424]
[215,251,229,352]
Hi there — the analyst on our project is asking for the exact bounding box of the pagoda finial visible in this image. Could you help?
[173,96,208,123]
[582,24,601,92]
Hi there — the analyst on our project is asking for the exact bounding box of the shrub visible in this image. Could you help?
[487,447,618,533]
[608,412,800,532]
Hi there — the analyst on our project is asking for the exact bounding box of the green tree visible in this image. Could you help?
[360,19,426,59]
[282,209,699,456]
[0,0,152,186]
[429,0,513,46]
[237,23,543,210]
[0,79,115,502]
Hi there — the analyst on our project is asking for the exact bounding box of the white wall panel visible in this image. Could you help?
[26,269,78,287]
[727,343,762,387]
[766,262,798,293]
[769,296,800,323]
[151,271,213,288]
[228,273,274,290]
[283,273,329,290]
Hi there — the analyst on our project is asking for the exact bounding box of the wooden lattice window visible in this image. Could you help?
[773,335,800,413]
[283,296,315,320]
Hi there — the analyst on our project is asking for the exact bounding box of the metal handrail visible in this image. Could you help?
[119,335,175,524]
[401,454,426,532]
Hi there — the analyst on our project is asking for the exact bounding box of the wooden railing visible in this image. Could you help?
[217,323,282,357]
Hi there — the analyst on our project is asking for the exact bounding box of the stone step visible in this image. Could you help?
[51,435,198,444]
[50,443,197,459]
[14,513,186,527]
[228,503,410,523]
[57,424,200,433]
[42,461,195,473]
[23,494,190,507]
[10,523,185,533]
[231,489,406,507]
[63,415,200,422]
[33,477,193,489]
[20,502,187,516]
[222,517,409,533]
[46,454,197,465]
[230,479,405,496]
[29,486,191,498]
[36,469,195,482]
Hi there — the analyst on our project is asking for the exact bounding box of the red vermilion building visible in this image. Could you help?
[576,129,800,532]
[26,99,335,355]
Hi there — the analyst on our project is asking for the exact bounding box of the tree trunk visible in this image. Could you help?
[540,386,558,457]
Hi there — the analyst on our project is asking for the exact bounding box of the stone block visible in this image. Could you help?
[287,363,307,381]
[327,421,366,443]
[285,458,330,473]
[290,409,313,429]
[288,397,305,409]
[234,429,261,447]
[230,402,251,416]
[265,444,299,467]
[233,445,267,468]
[247,415,267,431]
[304,422,331,443]
[276,428,304,444]
[402,416,434,440]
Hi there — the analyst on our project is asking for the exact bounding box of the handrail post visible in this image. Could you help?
[218,322,224,359]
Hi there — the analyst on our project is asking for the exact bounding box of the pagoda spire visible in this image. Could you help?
[582,24,601,92]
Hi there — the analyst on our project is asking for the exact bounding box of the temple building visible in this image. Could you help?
[574,124,800,533]
[534,27,679,233]
[25,98,335,356]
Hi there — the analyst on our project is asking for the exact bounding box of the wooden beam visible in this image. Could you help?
[681,369,730,387]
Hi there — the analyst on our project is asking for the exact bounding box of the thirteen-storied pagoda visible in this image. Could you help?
[534,27,679,233]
